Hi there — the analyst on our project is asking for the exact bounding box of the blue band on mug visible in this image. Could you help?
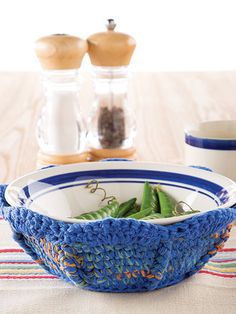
[185,134,236,150]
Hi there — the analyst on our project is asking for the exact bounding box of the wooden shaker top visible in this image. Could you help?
[35,34,87,70]
[87,19,136,67]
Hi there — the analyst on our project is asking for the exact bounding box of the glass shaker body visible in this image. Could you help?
[37,70,86,155]
[87,66,136,150]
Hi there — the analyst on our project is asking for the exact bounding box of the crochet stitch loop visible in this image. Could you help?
[2,200,236,292]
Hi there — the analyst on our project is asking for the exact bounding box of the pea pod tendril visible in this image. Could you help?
[85,180,116,203]
[173,201,200,216]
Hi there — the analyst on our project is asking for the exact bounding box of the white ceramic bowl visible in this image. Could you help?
[5,161,236,225]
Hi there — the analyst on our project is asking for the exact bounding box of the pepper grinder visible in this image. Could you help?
[35,34,88,166]
[87,20,137,160]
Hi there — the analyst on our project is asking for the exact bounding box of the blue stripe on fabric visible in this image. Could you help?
[185,134,236,150]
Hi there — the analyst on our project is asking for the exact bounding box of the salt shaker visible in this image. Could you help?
[35,34,87,166]
[87,20,136,160]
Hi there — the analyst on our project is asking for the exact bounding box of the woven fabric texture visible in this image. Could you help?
[1,184,236,292]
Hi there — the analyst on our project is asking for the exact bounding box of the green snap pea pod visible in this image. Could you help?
[141,182,159,212]
[112,198,137,218]
[124,204,140,217]
[156,185,176,218]
[74,201,119,220]
[142,213,164,220]
[127,207,153,219]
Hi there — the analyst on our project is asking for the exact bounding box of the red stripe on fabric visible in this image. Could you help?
[210,259,236,263]
[0,275,57,279]
[0,249,24,253]
[199,270,236,278]
[0,261,36,264]
[219,248,236,252]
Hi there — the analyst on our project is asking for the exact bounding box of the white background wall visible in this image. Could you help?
[0,0,236,71]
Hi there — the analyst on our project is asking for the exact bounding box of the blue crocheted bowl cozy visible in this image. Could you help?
[1,184,236,293]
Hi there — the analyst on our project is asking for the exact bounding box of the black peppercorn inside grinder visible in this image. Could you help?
[87,19,137,160]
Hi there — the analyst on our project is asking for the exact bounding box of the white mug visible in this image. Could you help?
[185,120,236,181]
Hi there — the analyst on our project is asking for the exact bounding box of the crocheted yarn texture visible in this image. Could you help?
[1,184,236,292]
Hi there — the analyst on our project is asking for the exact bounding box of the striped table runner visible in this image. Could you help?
[1,247,236,281]
[199,248,236,278]
[0,216,59,282]
[1,215,236,285]
[0,248,57,280]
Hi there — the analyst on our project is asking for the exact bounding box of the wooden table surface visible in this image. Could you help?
[1,71,236,183]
